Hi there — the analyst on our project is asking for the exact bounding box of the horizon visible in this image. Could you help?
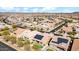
[0,7,79,13]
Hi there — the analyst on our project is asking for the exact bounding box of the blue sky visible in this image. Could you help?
[0,7,79,13]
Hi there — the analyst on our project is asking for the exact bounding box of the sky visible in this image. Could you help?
[0,0,79,13]
[0,7,79,13]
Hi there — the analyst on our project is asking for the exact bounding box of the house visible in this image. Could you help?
[20,30,52,46]
[62,26,72,33]
[71,39,79,51]
[50,35,71,51]
[14,28,26,37]
[0,23,5,30]
[20,30,39,39]
[33,33,52,46]
[75,28,79,32]
[14,28,52,46]
[0,22,11,31]
[74,33,79,38]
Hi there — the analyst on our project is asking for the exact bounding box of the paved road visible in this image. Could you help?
[0,42,17,51]
[48,20,67,33]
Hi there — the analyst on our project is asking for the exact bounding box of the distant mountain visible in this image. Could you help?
[73,12,79,13]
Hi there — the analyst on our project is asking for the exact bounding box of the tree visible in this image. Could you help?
[68,20,73,23]
[1,30,10,35]
[18,37,24,41]
[0,32,2,36]
[72,27,76,32]
[59,29,65,34]
[16,39,24,47]
[24,40,30,44]
[40,28,45,33]
[12,24,17,31]
[4,35,11,42]
[67,31,77,36]
[2,26,9,31]
[10,35,17,44]
[23,40,30,51]
[12,24,17,29]
[68,36,75,40]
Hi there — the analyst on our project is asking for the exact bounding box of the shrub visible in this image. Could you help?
[32,43,43,50]
[16,40,24,47]
[4,35,11,42]
[67,31,77,36]
[18,37,24,41]
[10,35,17,44]
[12,24,17,29]
[2,26,9,31]
[23,40,30,50]
[1,30,10,35]
[47,48,54,51]
[24,44,30,51]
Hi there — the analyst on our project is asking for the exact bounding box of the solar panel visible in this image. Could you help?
[52,38,68,44]
[57,38,68,44]
[34,34,44,40]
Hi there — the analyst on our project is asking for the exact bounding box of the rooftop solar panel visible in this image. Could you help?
[34,34,44,40]
[57,38,68,44]
[52,38,68,44]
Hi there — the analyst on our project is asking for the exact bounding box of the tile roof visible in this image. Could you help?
[71,39,79,51]
[50,35,71,50]
[14,28,26,37]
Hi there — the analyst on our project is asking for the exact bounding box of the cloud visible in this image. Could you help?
[42,7,56,11]
[26,7,56,12]
[39,7,56,12]
[0,7,14,11]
